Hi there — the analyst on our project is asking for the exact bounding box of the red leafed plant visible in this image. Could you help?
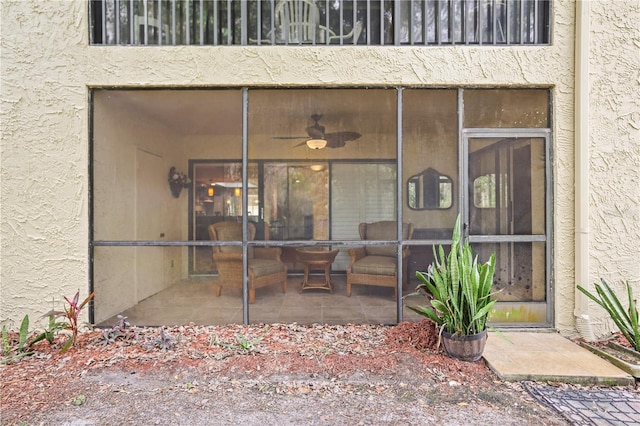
[44,290,95,353]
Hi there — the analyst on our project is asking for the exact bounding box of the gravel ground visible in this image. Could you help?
[2,322,571,425]
[19,369,568,426]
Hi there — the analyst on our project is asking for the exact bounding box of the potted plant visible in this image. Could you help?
[406,215,497,362]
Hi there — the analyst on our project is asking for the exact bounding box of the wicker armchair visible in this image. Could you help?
[208,222,287,304]
[346,221,414,299]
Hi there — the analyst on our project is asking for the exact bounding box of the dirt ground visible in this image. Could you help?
[1,321,572,425]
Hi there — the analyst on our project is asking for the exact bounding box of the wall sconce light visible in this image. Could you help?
[310,164,325,172]
[168,166,191,198]
[306,138,327,150]
[208,186,215,197]
[234,188,241,197]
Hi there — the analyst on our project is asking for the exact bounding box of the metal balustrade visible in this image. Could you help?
[90,0,551,46]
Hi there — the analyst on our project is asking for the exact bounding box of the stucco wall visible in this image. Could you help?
[1,0,637,335]
[581,0,640,338]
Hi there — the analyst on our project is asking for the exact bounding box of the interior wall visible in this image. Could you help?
[92,91,185,323]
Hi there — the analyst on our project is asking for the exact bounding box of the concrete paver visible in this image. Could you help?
[484,331,639,426]
[483,331,634,386]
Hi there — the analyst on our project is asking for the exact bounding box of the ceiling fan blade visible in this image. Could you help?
[325,131,361,148]
[305,125,325,139]
[272,136,308,140]
[273,115,361,149]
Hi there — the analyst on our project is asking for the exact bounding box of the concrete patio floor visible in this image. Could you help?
[483,331,636,386]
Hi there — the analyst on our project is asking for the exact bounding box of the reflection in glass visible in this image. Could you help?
[407,168,453,210]
[263,163,329,241]
[469,137,546,235]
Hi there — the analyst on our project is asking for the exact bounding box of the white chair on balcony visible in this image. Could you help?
[133,15,169,45]
[254,0,363,45]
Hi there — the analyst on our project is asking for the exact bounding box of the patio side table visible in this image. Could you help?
[296,247,339,293]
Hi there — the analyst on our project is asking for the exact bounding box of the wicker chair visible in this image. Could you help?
[346,221,414,299]
[208,222,287,304]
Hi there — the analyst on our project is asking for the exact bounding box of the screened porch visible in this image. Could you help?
[92,87,551,327]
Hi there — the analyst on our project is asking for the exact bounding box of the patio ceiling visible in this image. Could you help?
[102,89,395,141]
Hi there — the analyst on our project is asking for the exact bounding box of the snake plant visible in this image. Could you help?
[577,279,639,352]
[406,215,497,336]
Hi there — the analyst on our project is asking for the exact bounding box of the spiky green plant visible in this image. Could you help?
[577,279,639,352]
[1,315,35,364]
[406,215,497,336]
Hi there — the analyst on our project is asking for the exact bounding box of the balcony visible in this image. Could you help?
[90,0,551,46]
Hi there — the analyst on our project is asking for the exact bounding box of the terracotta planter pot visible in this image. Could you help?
[442,329,487,362]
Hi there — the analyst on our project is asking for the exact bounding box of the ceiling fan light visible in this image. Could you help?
[306,138,327,150]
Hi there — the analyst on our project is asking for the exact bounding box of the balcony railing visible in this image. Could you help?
[90,0,551,46]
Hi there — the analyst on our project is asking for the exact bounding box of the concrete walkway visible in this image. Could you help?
[484,332,639,425]
[483,331,635,386]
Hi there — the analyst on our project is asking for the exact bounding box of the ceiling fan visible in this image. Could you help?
[274,114,361,149]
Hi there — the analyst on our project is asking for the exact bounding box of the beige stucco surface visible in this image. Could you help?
[580,0,640,337]
[1,1,638,337]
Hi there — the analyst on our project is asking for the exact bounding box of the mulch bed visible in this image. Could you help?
[1,320,495,422]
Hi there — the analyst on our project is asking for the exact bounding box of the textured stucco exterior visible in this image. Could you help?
[579,0,640,335]
[1,1,638,337]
